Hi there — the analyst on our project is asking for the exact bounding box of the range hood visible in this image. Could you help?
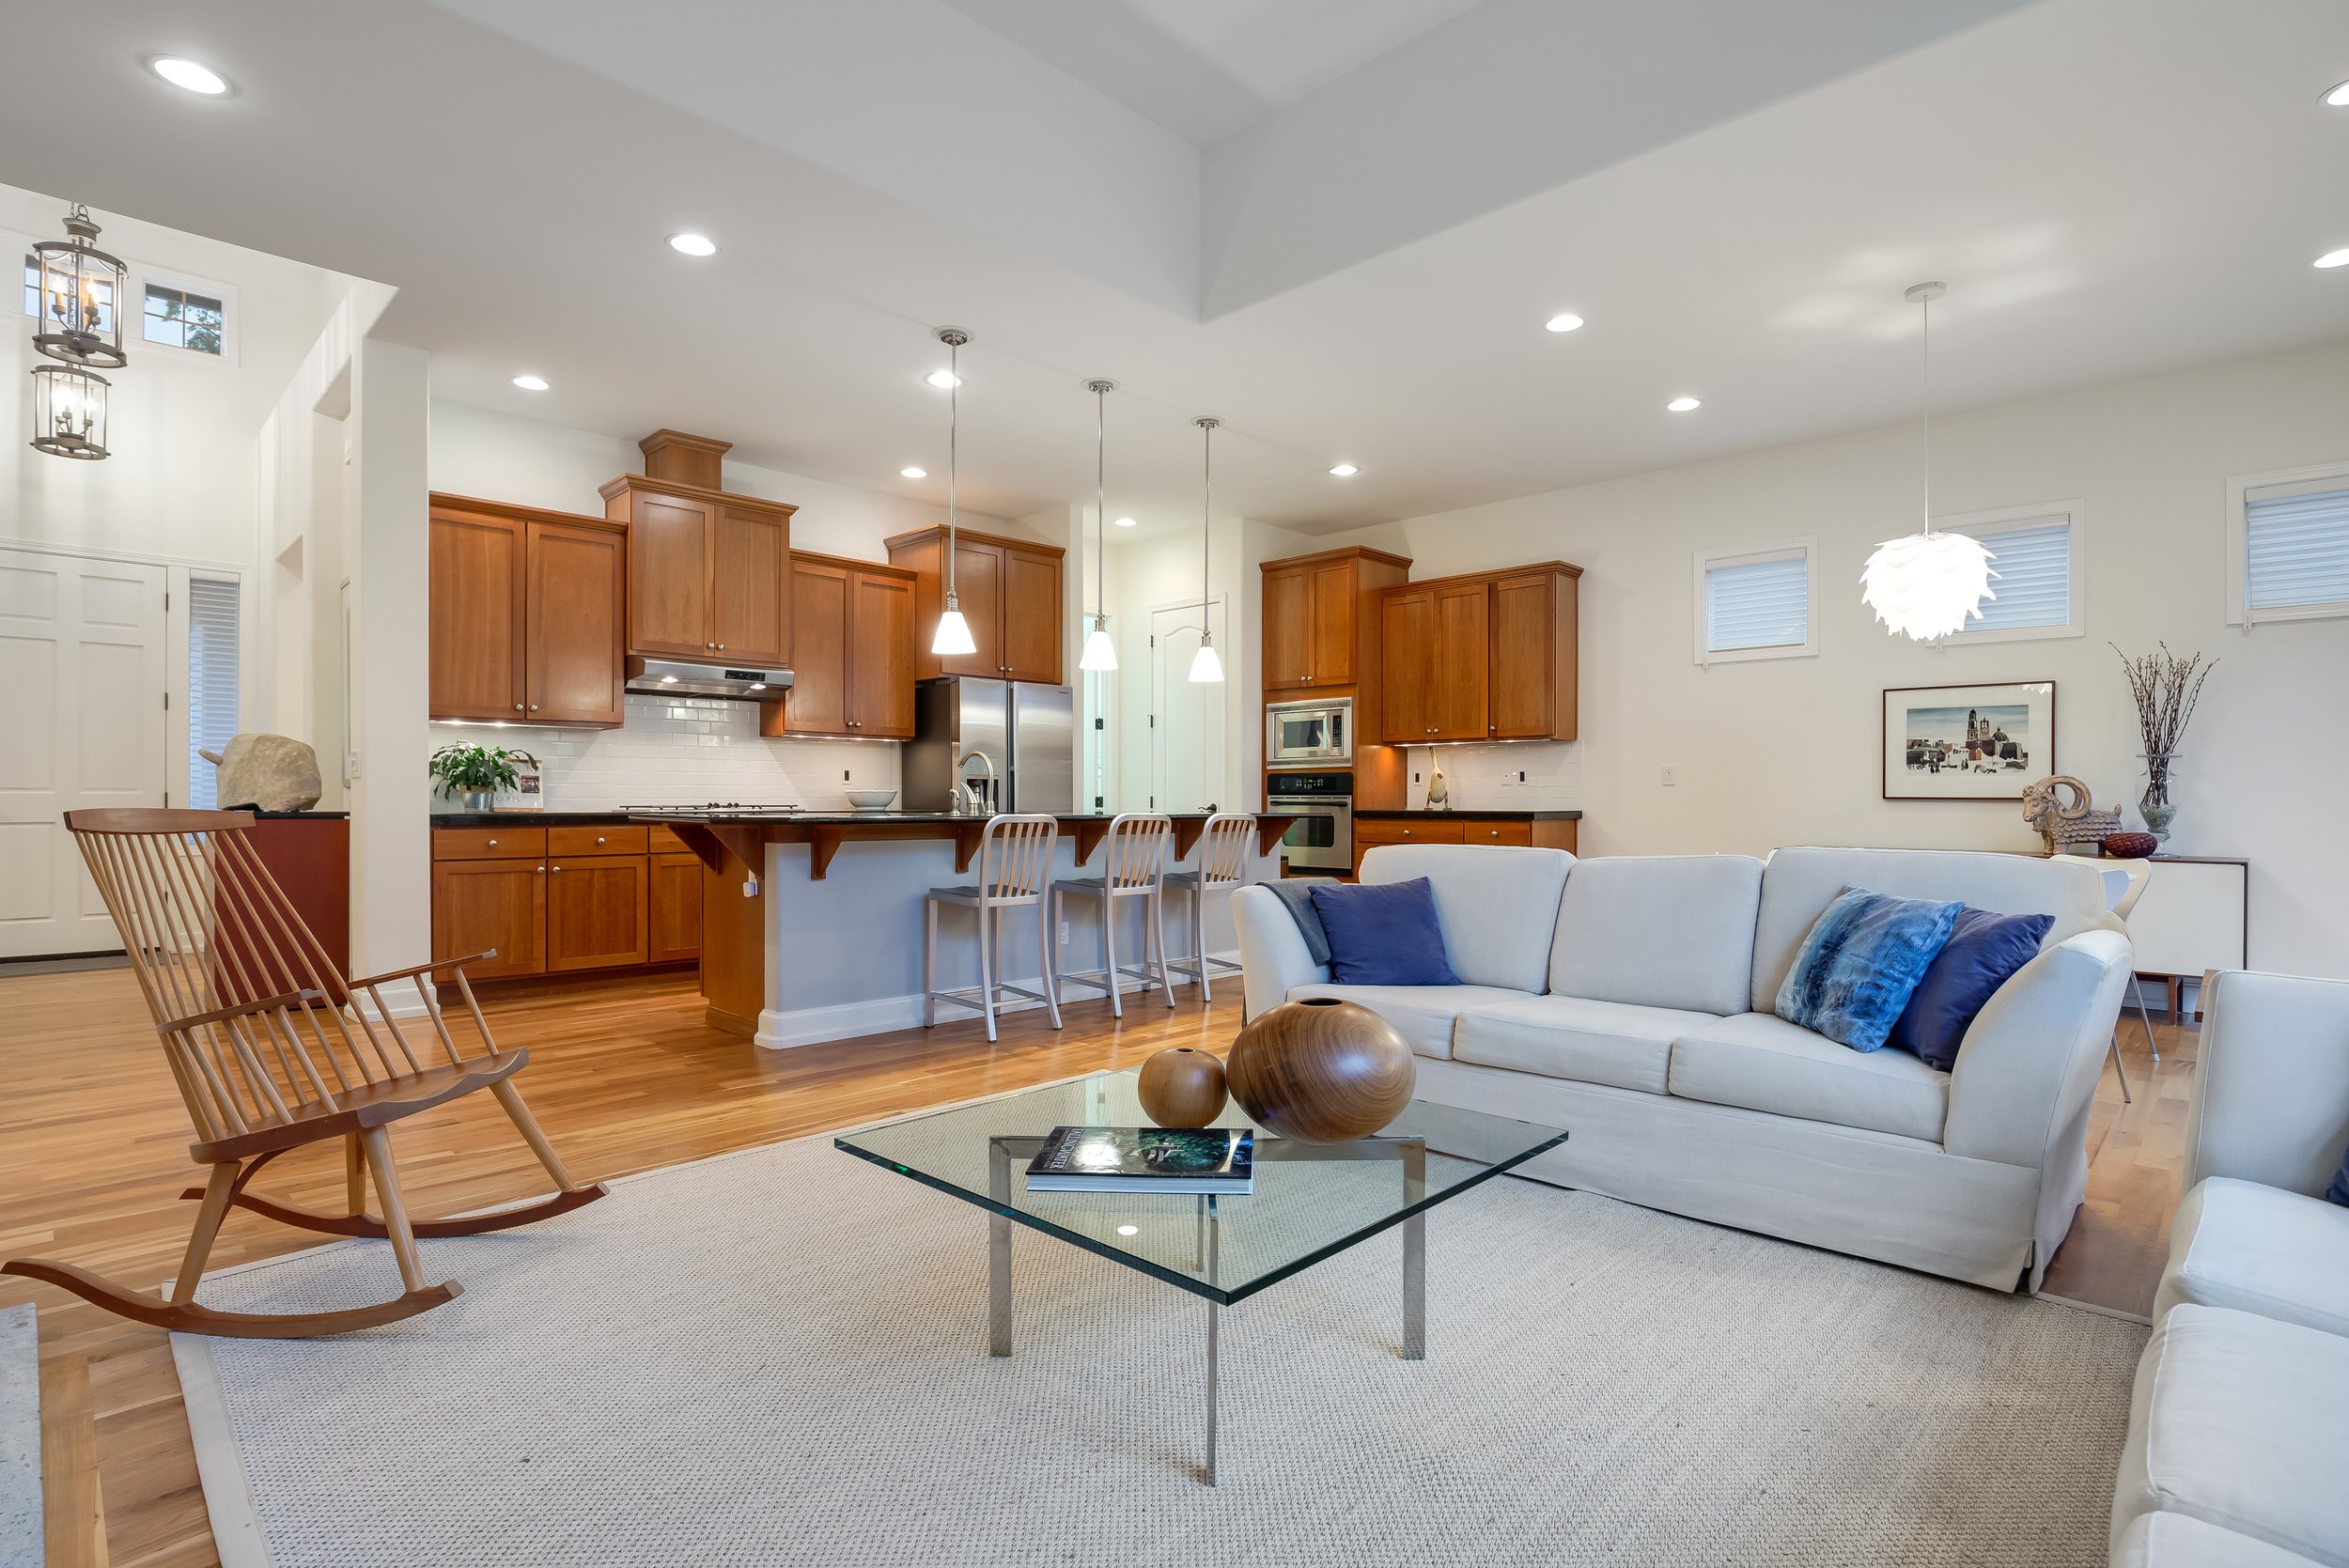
[625,656,793,702]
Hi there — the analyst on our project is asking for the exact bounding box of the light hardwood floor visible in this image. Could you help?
[0,966,2193,1568]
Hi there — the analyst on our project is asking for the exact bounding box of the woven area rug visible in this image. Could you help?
[177,1128,2145,1568]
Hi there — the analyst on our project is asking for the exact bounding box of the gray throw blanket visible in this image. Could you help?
[1263,877,1333,965]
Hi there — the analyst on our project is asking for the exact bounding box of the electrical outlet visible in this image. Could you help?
[1413,770,1423,784]
[1517,769,1527,784]
[1661,765,1679,786]
[843,768,851,782]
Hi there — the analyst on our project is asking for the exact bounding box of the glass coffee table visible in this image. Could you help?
[836,1069,1567,1483]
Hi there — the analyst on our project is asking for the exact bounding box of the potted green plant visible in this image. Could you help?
[428,743,539,813]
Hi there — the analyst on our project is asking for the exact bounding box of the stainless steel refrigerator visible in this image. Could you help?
[905,678,1074,814]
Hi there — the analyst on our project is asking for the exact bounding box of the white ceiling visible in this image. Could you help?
[4,0,2346,540]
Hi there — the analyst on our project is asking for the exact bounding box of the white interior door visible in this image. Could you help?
[1149,598,1227,815]
[0,548,169,957]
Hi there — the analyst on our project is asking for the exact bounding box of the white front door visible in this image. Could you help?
[1149,598,1227,815]
[0,548,169,957]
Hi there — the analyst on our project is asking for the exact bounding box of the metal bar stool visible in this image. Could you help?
[1050,813,1174,1018]
[1163,811,1255,1001]
[925,814,1063,1043]
[2098,858,2162,1104]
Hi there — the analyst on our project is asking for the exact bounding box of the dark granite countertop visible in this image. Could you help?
[1354,808,1582,820]
[431,811,646,828]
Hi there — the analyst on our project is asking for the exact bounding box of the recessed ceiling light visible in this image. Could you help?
[667,232,718,257]
[511,374,549,392]
[1329,463,1359,477]
[925,369,960,389]
[1545,313,1584,333]
[1113,516,1137,528]
[1666,396,1703,412]
[2316,248,2349,270]
[149,56,228,95]
[2325,78,2349,107]
[1115,1225,1139,1236]
[900,466,926,479]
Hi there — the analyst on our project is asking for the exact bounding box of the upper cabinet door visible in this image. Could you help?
[1307,561,1357,687]
[999,547,1063,684]
[428,506,527,721]
[525,520,626,725]
[711,503,789,666]
[941,539,1003,678]
[1379,588,1432,742]
[782,557,850,735]
[1431,582,1490,740]
[1488,572,1555,740]
[849,569,918,737]
[630,493,713,658]
[1261,567,1311,690]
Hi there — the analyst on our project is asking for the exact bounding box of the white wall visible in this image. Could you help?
[1309,335,2349,978]
[424,400,1041,812]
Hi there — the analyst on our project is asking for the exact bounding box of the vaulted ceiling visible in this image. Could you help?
[5,0,2346,536]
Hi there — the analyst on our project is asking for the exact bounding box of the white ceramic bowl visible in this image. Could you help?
[845,789,897,810]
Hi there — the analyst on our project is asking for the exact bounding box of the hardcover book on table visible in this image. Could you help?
[1023,1126,1254,1194]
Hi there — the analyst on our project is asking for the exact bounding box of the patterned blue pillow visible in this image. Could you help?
[1776,888,1964,1053]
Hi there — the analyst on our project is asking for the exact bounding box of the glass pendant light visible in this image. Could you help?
[1079,379,1119,673]
[1860,283,1995,640]
[928,327,978,657]
[31,205,128,369]
[1188,416,1224,684]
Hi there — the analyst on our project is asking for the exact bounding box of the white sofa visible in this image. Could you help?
[1234,844,2133,1290]
[2110,969,2349,1568]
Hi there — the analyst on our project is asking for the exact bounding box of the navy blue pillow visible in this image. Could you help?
[2328,1147,2349,1209]
[1888,906,2055,1071]
[1308,877,1458,987]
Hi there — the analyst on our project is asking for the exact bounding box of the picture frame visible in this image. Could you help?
[1881,681,2055,801]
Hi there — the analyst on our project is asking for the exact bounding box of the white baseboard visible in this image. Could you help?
[753,949,1239,1050]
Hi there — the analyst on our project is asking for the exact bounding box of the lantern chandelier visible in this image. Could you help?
[28,203,127,461]
[1079,379,1119,673]
[1860,282,1993,640]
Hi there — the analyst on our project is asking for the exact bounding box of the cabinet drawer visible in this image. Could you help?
[1355,818,1466,846]
[1456,819,1533,846]
[549,824,648,857]
[432,827,546,861]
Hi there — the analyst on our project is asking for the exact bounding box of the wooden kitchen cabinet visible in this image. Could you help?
[884,525,1065,684]
[1351,814,1574,873]
[601,474,796,667]
[764,551,918,738]
[430,496,626,726]
[1377,562,1580,744]
[431,857,546,980]
[545,854,649,972]
[649,852,704,965]
[1264,553,1383,691]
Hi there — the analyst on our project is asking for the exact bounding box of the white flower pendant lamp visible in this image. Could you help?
[1861,283,1996,640]
[929,326,978,658]
[1079,378,1119,673]
[1188,416,1224,683]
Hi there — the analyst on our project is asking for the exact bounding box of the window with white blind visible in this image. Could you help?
[187,576,241,808]
[2229,463,2349,625]
[1694,539,1817,664]
[1944,503,2081,641]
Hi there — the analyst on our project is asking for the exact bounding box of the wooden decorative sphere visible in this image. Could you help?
[1137,1048,1227,1128]
[2101,831,2159,860]
[1224,999,1417,1144]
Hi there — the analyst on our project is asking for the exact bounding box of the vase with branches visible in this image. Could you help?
[428,743,539,811]
[2112,643,2214,841]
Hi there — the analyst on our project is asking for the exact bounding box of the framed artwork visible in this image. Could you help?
[1882,681,2055,800]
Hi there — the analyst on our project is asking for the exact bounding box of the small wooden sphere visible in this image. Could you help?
[1137,1048,1228,1128]
[1224,999,1416,1144]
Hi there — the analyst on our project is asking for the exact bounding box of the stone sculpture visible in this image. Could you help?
[2020,774,2123,856]
[199,733,324,813]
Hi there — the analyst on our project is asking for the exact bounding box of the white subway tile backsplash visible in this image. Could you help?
[428,694,902,812]
[1406,741,1583,811]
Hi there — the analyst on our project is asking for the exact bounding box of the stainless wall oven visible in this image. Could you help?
[1266,697,1352,768]
[1266,769,1351,874]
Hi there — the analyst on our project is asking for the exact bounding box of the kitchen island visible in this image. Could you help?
[641,809,1296,1048]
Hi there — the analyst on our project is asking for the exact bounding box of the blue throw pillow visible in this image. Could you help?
[1308,877,1458,987]
[1887,906,2055,1071]
[2328,1145,2349,1209]
[1775,888,1962,1053]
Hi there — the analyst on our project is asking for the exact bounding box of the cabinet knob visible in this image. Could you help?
[717,643,725,650]
[1403,828,1412,836]
[595,835,606,845]
[706,642,716,650]
[529,704,539,712]
[514,704,523,711]
[551,865,562,873]
[487,839,498,846]
[536,865,545,874]
[1490,830,1501,837]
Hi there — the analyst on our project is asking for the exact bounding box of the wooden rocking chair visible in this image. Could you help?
[1,809,606,1337]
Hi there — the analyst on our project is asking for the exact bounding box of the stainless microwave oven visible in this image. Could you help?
[1266,697,1351,768]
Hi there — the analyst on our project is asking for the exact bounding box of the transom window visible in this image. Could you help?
[1694,538,1817,664]
[2230,462,2349,626]
[1941,503,2082,642]
[143,280,226,354]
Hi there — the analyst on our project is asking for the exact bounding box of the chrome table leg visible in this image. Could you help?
[1403,1139,1425,1360]
[1206,1193,1220,1485]
[988,1138,1011,1357]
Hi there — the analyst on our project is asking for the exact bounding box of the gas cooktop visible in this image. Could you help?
[626,801,804,817]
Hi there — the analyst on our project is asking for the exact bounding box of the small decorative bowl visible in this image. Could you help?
[2101,831,2159,860]
[845,789,897,810]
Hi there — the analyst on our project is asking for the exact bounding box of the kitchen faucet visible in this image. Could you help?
[954,749,999,815]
